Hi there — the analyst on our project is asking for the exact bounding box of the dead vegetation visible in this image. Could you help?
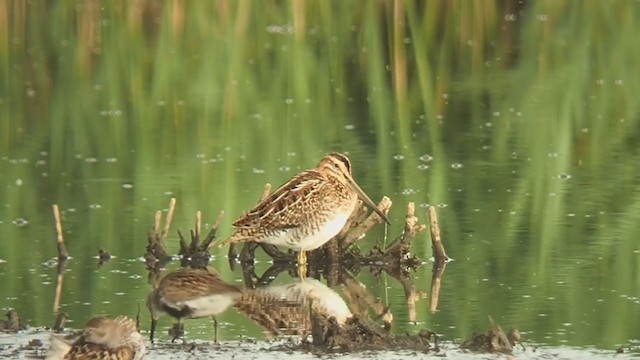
[41,196,532,356]
[461,316,524,354]
[0,309,27,333]
[177,210,224,269]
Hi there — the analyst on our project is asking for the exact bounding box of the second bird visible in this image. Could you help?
[220,152,389,267]
[146,268,242,343]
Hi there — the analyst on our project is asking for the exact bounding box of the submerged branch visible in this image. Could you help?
[461,316,522,354]
[144,199,177,287]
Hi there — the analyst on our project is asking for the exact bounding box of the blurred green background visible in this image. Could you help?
[0,0,639,352]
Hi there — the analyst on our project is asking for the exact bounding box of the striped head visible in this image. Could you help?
[317,152,352,179]
[81,316,145,359]
[316,152,389,224]
[82,316,138,347]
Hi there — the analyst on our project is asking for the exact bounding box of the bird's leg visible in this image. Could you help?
[298,250,307,266]
[150,318,157,343]
[298,251,307,279]
[212,316,218,343]
[170,321,184,343]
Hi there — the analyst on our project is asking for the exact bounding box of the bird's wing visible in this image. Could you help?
[232,169,328,230]
[158,269,240,307]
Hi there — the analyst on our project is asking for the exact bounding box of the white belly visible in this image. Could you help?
[267,213,350,251]
[261,278,352,324]
[181,293,240,318]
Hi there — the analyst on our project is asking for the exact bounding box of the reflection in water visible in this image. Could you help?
[460,316,524,354]
[234,277,352,336]
[341,277,393,328]
[1,1,640,353]
[52,204,69,314]
[429,260,447,313]
[229,199,447,337]
[39,198,446,356]
[43,198,442,355]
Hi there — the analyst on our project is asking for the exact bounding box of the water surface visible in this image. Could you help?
[1,1,639,358]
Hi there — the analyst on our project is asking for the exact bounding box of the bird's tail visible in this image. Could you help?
[208,234,256,249]
[208,236,237,249]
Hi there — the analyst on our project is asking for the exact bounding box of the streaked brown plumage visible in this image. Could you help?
[219,152,389,267]
[46,316,145,360]
[146,268,242,343]
[233,278,352,336]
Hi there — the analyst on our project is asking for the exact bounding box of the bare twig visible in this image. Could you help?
[52,205,68,260]
[53,272,64,313]
[260,183,272,201]
[336,200,367,240]
[378,202,426,262]
[342,277,393,327]
[430,261,446,313]
[51,204,69,313]
[195,210,201,240]
[428,206,449,262]
[180,211,226,269]
[343,197,392,249]
[202,211,225,249]
[162,198,177,238]
[153,210,162,232]
[178,229,189,252]
[403,202,426,238]
[145,199,176,280]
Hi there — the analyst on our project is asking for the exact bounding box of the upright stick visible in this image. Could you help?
[52,204,68,313]
[52,205,68,260]
[428,206,449,262]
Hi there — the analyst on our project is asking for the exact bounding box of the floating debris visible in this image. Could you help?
[52,312,69,333]
[177,210,224,269]
[97,248,112,267]
[0,309,27,332]
[305,313,437,353]
[461,316,523,354]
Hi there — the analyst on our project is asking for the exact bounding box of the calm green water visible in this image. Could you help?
[1,0,639,357]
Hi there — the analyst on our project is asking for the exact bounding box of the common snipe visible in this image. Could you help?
[46,316,145,360]
[146,268,242,343]
[219,152,389,269]
[234,277,352,336]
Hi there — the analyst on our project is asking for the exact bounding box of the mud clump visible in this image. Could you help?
[0,309,27,333]
[460,316,523,354]
[306,313,437,353]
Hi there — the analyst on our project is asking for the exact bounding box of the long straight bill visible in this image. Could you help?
[347,179,390,224]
